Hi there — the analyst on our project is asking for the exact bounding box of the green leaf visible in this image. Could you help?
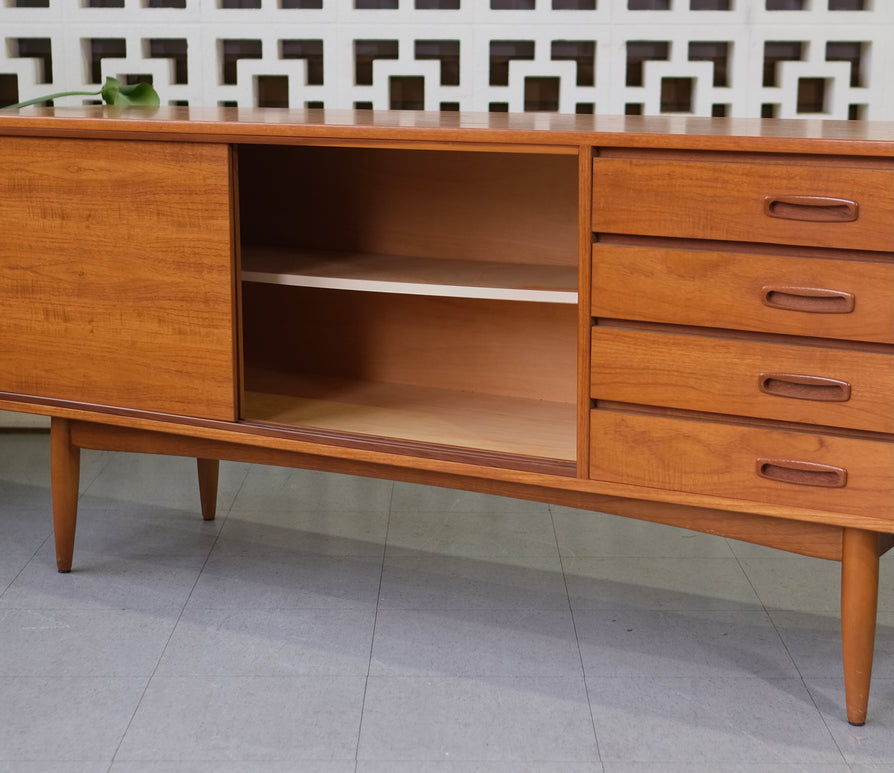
[1,76,160,110]
[99,77,160,107]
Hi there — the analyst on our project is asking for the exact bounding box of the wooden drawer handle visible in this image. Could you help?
[761,286,855,314]
[763,195,858,223]
[759,373,851,402]
[756,458,848,488]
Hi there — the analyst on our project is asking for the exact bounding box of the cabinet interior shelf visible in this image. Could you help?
[241,246,579,304]
[243,371,577,463]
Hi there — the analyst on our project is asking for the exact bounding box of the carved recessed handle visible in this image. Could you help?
[763,195,858,223]
[759,373,851,402]
[761,286,855,314]
[756,458,848,488]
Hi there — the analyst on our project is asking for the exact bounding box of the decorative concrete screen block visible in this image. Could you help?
[0,0,892,119]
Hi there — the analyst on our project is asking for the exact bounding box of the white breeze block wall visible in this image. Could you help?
[1,0,892,120]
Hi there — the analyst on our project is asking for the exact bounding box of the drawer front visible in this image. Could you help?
[589,410,894,525]
[592,244,894,344]
[592,158,894,251]
[591,328,894,433]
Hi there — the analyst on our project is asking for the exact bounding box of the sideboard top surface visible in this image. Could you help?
[1,106,892,155]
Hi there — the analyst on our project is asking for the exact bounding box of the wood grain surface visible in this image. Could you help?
[593,156,894,251]
[0,137,236,418]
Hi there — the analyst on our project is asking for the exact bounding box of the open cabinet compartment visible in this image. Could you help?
[237,144,579,470]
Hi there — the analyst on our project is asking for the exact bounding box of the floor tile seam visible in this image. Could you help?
[547,502,606,771]
[594,757,848,768]
[207,544,384,555]
[559,552,741,559]
[107,754,364,764]
[376,605,578,613]
[387,507,554,513]
[763,609,850,620]
[87,448,114,484]
[108,518,232,767]
[57,552,228,560]
[7,603,785,613]
[365,672,589,680]
[592,550,779,620]
[0,532,53,600]
[207,550,387,558]
[74,504,229,511]
[227,508,393,517]
[554,674,830,681]
[176,604,378,611]
[216,461,254,521]
[75,450,116,499]
[177,605,380,612]
[124,674,369,681]
[355,478,396,764]
[0,758,118,766]
[563,555,760,561]
[601,541,847,764]
[381,548,563,557]
[719,536,740,557]
[386,507,554,514]
[559,535,843,768]
[568,605,777,614]
[730,549,807,668]
[0,604,198,614]
[800,671,854,765]
[382,549,565,558]
[0,671,171,679]
[1,672,151,767]
[0,674,154,681]
[371,604,575,611]
[353,756,605,764]
[572,606,797,615]
[150,671,374,678]
[364,673,590,679]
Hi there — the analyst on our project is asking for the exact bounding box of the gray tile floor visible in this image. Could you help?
[0,430,892,772]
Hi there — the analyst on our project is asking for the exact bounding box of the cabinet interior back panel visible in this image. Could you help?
[242,285,577,404]
[237,145,579,267]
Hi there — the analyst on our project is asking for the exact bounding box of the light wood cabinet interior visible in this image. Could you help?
[238,145,579,464]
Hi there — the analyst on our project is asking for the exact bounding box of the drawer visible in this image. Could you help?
[591,328,894,433]
[589,410,894,525]
[592,157,894,251]
[591,244,894,344]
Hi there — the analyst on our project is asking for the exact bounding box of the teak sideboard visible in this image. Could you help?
[0,107,891,725]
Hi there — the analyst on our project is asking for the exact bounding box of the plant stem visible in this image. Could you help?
[3,89,101,110]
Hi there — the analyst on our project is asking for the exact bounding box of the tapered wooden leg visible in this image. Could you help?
[50,417,81,573]
[197,458,220,521]
[841,527,880,726]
